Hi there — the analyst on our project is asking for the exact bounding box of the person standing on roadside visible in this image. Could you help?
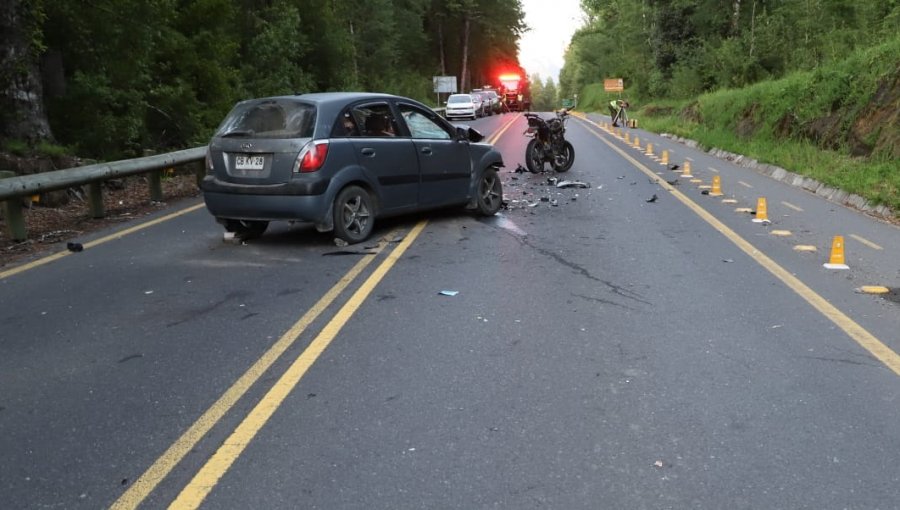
[609,99,628,127]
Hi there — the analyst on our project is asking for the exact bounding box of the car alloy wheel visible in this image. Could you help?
[333,185,374,244]
[476,168,502,215]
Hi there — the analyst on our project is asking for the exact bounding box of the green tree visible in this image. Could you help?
[0,0,53,142]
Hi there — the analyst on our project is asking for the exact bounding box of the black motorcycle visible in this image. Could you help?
[523,109,575,173]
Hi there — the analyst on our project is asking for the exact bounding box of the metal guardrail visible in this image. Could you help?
[1,146,207,241]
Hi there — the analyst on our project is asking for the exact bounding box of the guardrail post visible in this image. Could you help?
[88,182,105,218]
[1,171,27,241]
[143,150,164,202]
[149,170,163,202]
[194,161,206,188]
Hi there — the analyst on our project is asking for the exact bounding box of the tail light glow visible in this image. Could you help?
[295,140,330,173]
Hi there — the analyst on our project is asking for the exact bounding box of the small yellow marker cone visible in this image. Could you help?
[634,137,641,150]
[856,286,889,294]
[752,197,770,223]
[681,161,693,178]
[616,128,623,138]
[824,235,849,269]
[660,150,669,166]
[645,143,654,156]
[624,133,631,144]
[709,175,723,197]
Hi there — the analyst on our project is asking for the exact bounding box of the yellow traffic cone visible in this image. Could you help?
[624,133,631,144]
[709,175,723,197]
[660,150,669,166]
[824,236,849,269]
[634,137,641,150]
[752,197,770,223]
[645,143,654,156]
[681,161,693,178]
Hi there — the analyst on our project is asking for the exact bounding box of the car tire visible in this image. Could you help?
[525,139,542,174]
[333,185,374,244]
[475,168,502,216]
[223,219,268,239]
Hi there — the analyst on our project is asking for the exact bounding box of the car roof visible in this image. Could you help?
[237,92,401,107]
[227,92,439,138]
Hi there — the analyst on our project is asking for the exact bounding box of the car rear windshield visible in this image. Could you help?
[448,95,472,104]
[215,99,316,139]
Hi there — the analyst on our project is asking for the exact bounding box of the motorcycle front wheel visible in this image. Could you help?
[525,138,543,174]
[553,141,575,173]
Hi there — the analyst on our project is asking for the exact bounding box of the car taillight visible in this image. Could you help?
[295,140,329,173]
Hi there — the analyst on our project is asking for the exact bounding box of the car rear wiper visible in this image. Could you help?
[219,129,255,138]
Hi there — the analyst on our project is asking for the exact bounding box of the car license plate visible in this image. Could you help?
[235,155,264,170]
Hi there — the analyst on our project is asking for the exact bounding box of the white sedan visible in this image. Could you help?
[445,94,477,120]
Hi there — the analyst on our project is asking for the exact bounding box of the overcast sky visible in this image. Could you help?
[518,0,585,84]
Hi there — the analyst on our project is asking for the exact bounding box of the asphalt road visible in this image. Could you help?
[1,111,899,509]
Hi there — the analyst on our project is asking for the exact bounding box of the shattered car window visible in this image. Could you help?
[215,99,316,139]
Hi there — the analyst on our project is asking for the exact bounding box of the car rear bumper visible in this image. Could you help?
[200,176,330,222]
[446,110,476,119]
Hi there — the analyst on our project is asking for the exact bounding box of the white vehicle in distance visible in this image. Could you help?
[445,94,477,121]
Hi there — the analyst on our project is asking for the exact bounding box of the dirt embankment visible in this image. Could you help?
[733,64,900,159]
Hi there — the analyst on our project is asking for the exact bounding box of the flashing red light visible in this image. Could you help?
[296,140,329,172]
[498,73,521,81]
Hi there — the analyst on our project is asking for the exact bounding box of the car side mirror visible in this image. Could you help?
[456,126,484,143]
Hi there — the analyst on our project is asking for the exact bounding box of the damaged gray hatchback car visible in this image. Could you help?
[201,92,504,244]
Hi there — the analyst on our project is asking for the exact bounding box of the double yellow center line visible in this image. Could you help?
[112,115,520,509]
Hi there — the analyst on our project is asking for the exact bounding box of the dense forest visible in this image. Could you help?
[0,0,525,159]
[560,0,900,100]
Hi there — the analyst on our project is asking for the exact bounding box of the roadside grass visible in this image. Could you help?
[2,139,72,159]
[579,40,899,216]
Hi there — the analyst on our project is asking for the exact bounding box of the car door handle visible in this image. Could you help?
[420,147,433,155]
[360,148,376,157]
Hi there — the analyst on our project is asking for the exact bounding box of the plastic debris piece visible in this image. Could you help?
[438,290,459,297]
[66,242,83,252]
[556,180,590,189]
[646,194,658,203]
